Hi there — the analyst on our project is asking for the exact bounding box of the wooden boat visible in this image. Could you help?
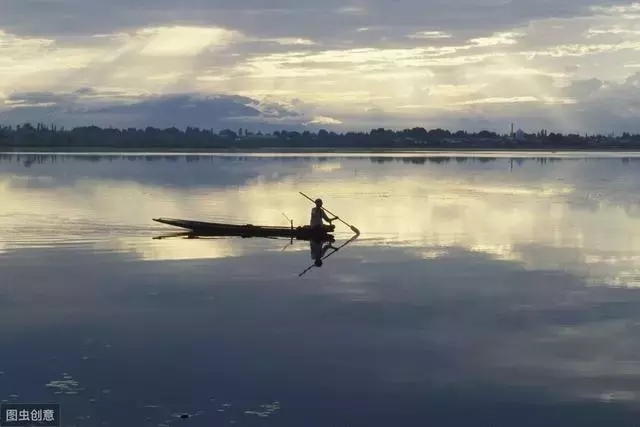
[152,218,335,240]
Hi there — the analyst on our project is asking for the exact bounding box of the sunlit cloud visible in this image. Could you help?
[456,96,577,106]
[0,30,102,92]
[136,26,240,56]
[469,31,524,46]
[266,37,317,45]
[408,30,452,39]
[1,0,640,132]
[308,115,343,125]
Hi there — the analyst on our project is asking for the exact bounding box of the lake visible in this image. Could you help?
[1,152,640,427]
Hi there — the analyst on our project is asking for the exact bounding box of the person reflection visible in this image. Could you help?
[310,238,338,267]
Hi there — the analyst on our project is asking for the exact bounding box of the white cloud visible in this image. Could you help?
[136,26,240,56]
[1,1,640,132]
[267,37,316,45]
[408,30,452,39]
[469,31,524,46]
[0,30,101,92]
[308,115,343,125]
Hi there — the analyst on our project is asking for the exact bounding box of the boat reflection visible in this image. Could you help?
[299,233,360,277]
[152,229,360,277]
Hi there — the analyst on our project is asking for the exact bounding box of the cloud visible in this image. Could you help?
[562,78,605,99]
[135,26,240,56]
[1,0,640,132]
[0,90,341,130]
[408,31,453,39]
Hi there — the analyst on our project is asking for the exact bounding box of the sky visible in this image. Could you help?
[0,0,640,134]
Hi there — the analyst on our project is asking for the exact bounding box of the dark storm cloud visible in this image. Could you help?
[0,91,312,130]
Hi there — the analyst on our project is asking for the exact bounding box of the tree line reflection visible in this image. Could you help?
[1,153,639,168]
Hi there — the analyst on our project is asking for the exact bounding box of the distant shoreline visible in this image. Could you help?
[3,146,640,155]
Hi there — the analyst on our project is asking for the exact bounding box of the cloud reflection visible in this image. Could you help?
[3,154,640,422]
[0,154,638,287]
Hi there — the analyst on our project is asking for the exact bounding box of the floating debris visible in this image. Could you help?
[244,401,281,418]
[8,394,19,399]
[101,389,111,394]
[222,403,231,407]
[46,378,83,394]
[171,411,203,420]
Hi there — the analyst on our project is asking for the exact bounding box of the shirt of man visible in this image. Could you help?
[310,206,331,227]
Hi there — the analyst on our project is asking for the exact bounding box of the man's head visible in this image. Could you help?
[315,198,323,208]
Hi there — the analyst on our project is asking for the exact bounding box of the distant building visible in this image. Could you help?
[515,129,525,141]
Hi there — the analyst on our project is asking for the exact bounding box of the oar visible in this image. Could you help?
[299,192,360,235]
[321,234,359,261]
[298,234,359,277]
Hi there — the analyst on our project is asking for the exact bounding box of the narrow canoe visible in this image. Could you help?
[153,218,335,239]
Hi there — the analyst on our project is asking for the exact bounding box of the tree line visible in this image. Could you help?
[1,122,640,150]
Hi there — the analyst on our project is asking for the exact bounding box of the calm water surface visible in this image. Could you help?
[1,152,640,426]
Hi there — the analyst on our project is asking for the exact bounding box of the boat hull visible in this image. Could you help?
[153,218,335,240]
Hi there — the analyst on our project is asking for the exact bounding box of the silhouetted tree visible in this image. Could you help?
[0,121,637,150]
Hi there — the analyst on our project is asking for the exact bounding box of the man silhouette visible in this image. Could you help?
[309,198,338,231]
[310,238,337,267]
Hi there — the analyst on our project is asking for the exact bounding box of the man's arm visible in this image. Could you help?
[322,210,339,223]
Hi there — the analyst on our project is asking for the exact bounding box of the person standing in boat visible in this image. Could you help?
[310,198,338,230]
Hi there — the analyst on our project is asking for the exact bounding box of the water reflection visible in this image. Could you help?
[2,153,640,425]
[1,153,639,285]
[152,228,360,278]
[299,233,360,277]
